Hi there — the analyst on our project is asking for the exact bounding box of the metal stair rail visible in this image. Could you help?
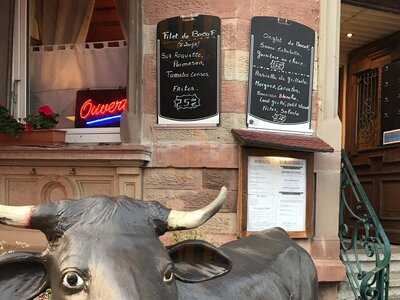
[339,151,391,300]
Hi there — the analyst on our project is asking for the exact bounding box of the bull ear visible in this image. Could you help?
[168,240,231,283]
[0,251,48,300]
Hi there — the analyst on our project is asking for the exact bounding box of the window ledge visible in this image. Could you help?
[153,124,218,130]
[65,127,121,143]
[0,143,151,167]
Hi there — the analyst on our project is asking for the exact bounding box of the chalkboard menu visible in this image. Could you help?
[247,17,315,133]
[157,15,220,125]
[382,60,400,145]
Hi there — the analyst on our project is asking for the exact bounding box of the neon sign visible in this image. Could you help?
[75,89,127,128]
[86,114,123,126]
[80,99,127,120]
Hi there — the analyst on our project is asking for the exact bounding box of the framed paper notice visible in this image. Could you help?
[238,148,314,238]
[247,156,306,232]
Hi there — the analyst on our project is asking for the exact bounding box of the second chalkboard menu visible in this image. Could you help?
[247,17,315,134]
[157,15,220,125]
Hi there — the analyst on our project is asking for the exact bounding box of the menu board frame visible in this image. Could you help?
[237,147,315,238]
[156,15,221,126]
[247,17,316,134]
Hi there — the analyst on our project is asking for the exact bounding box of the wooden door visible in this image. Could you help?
[345,32,400,243]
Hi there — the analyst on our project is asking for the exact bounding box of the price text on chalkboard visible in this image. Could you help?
[247,17,315,132]
[157,15,220,124]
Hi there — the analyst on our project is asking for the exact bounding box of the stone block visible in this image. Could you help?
[319,283,339,300]
[144,168,203,190]
[143,55,157,114]
[143,24,157,55]
[144,0,251,25]
[143,188,237,212]
[221,81,248,113]
[143,113,245,144]
[152,126,211,142]
[203,169,238,191]
[251,0,320,32]
[142,114,156,143]
[198,212,237,234]
[312,91,320,123]
[150,143,239,168]
[211,113,246,143]
[221,19,250,51]
[223,50,249,82]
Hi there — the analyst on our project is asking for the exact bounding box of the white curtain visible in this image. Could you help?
[34,0,95,45]
[30,41,128,128]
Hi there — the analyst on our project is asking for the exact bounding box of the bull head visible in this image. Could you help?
[0,187,231,300]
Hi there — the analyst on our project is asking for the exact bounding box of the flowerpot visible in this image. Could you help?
[0,130,66,146]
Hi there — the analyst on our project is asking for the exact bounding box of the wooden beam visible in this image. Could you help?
[342,0,400,14]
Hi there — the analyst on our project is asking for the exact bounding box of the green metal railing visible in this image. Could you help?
[339,151,391,300]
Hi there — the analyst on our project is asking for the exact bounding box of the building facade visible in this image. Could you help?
[0,0,344,299]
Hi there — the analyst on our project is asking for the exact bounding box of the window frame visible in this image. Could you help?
[11,0,142,144]
[11,0,28,120]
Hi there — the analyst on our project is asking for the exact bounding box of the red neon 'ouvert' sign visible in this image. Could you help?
[75,88,127,128]
[80,98,128,120]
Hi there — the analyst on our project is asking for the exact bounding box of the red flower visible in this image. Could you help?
[38,105,54,118]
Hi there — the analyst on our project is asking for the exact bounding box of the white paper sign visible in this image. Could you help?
[247,156,307,232]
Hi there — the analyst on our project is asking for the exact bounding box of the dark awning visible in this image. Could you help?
[232,129,334,153]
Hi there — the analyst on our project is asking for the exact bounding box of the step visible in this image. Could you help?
[339,271,400,298]
[338,248,400,300]
[339,282,400,300]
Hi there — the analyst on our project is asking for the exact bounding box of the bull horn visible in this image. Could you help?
[0,205,34,227]
[167,186,227,230]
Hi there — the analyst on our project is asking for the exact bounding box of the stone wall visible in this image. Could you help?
[143,168,238,245]
[142,0,321,245]
[142,1,346,298]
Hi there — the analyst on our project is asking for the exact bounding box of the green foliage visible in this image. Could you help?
[0,105,59,137]
[0,106,24,137]
[24,113,59,129]
[25,104,59,129]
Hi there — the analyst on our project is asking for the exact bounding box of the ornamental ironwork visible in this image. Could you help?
[339,151,391,300]
[356,69,378,147]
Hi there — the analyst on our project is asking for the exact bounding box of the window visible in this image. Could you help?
[356,68,378,150]
[12,0,129,143]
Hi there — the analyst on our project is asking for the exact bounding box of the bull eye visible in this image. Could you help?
[163,266,174,283]
[62,271,85,291]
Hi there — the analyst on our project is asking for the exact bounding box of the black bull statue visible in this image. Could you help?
[0,187,318,300]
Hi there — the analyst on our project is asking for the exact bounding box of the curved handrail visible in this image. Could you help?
[340,151,391,300]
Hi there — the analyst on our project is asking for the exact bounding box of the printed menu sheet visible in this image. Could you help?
[247,156,306,232]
